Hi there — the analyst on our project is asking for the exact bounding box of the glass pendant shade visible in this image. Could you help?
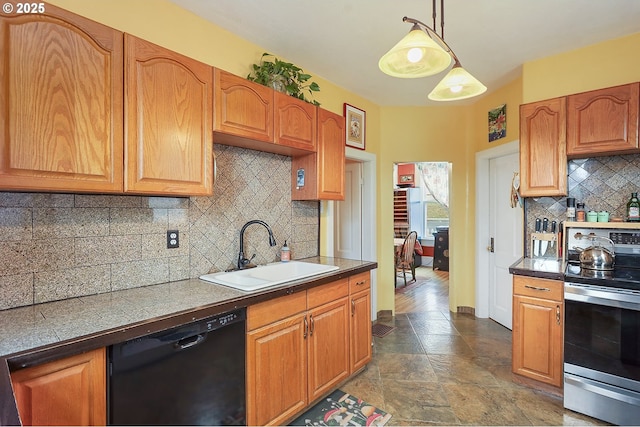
[378,25,452,78]
[428,65,487,101]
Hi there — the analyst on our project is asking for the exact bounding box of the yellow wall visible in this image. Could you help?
[42,0,640,316]
[523,33,640,103]
[379,106,473,311]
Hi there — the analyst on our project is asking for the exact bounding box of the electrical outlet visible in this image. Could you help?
[167,230,179,249]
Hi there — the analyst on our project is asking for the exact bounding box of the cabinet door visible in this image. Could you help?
[125,35,213,196]
[350,289,372,373]
[0,5,123,193]
[274,92,316,152]
[317,108,345,200]
[291,108,345,201]
[11,348,106,426]
[213,69,273,143]
[307,298,350,401]
[246,315,307,426]
[567,83,640,157]
[519,98,567,197]
[512,295,563,387]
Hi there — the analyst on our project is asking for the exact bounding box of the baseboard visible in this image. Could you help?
[376,310,393,321]
[456,306,475,315]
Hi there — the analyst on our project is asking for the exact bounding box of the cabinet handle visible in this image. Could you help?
[556,305,561,325]
[524,285,550,292]
[309,314,314,336]
[355,280,366,286]
[351,299,356,316]
[303,316,308,339]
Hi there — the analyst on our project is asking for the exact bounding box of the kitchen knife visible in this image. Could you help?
[550,220,557,256]
[541,217,549,256]
[534,218,541,256]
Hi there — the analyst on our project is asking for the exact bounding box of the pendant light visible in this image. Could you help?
[378,23,451,78]
[378,1,486,101]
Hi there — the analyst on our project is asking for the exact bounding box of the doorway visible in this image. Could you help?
[326,147,377,319]
[393,162,451,286]
[475,140,523,328]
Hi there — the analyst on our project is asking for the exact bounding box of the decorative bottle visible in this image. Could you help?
[627,193,640,222]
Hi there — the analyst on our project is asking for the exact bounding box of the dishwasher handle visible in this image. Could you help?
[175,333,207,350]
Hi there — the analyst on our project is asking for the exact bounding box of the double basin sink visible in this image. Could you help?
[199,261,339,291]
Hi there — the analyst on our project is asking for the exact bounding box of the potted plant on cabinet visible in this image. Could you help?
[247,52,320,105]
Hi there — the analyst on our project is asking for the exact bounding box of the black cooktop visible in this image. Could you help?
[565,253,640,290]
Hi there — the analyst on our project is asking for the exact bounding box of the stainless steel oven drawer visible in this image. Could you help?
[564,372,640,426]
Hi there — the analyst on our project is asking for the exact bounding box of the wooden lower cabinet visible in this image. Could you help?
[246,313,308,426]
[512,275,563,387]
[349,272,372,372]
[246,274,367,426]
[11,348,106,426]
[307,298,350,402]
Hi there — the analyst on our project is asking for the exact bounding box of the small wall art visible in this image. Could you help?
[344,103,366,150]
[488,104,507,142]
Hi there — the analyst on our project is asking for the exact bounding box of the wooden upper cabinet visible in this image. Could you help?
[317,108,345,200]
[125,35,213,196]
[213,69,274,144]
[0,5,124,193]
[291,108,345,201]
[274,92,317,152]
[11,348,106,426]
[567,83,640,157]
[519,98,567,197]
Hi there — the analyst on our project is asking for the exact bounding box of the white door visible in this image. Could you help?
[488,152,523,329]
[335,161,362,260]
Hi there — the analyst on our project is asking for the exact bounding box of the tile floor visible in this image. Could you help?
[340,267,607,426]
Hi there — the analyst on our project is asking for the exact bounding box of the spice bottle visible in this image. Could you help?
[576,203,586,222]
[627,192,640,222]
[566,198,576,221]
[280,240,291,261]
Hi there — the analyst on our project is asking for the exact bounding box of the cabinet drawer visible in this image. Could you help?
[247,291,306,331]
[349,272,370,294]
[513,275,563,302]
[307,279,348,309]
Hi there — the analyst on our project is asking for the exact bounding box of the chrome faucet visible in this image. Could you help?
[237,220,277,270]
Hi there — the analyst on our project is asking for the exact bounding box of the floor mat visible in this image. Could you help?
[371,323,395,338]
[289,389,392,426]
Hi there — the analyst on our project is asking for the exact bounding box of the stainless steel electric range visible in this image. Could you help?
[563,225,640,426]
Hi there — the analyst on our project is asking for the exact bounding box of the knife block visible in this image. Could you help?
[531,232,559,258]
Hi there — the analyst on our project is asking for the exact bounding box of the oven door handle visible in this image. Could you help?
[565,283,640,312]
[565,373,640,406]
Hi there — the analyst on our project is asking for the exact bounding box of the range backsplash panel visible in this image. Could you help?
[0,144,319,310]
[525,153,640,257]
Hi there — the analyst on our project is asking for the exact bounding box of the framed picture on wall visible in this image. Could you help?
[344,103,366,150]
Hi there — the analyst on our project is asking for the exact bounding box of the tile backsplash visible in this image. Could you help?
[0,145,319,310]
[525,153,640,256]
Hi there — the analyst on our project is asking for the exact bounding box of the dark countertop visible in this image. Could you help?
[509,257,566,281]
[0,256,377,426]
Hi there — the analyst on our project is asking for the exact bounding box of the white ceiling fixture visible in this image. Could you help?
[170,0,640,106]
[378,0,487,102]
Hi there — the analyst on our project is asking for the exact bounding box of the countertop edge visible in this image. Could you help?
[508,257,565,281]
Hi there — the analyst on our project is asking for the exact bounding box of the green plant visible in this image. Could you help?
[247,53,320,106]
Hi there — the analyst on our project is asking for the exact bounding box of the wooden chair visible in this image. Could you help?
[395,231,418,287]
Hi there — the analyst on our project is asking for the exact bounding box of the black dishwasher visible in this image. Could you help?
[108,308,246,426]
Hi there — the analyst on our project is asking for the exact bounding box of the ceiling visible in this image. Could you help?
[170,0,640,106]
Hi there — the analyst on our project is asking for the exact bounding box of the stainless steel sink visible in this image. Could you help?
[199,261,339,291]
